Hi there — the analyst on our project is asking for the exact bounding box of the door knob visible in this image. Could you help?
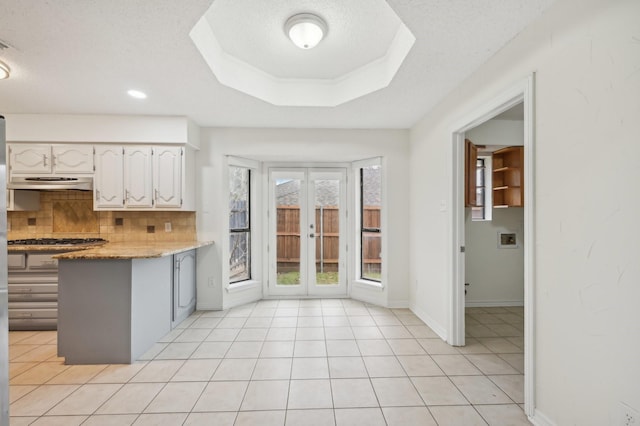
[309,233,315,238]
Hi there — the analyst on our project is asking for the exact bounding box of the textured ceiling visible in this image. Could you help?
[0,0,557,129]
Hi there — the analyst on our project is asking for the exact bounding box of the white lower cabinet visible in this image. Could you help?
[172,249,196,328]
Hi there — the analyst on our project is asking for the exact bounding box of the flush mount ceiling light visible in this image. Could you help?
[0,60,10,79]
[127,89,147,99]
[284,13,327,49]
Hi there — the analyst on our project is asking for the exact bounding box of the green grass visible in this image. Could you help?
[277,271,339,285]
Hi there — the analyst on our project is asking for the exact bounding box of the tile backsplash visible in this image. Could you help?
[8,191,196,242]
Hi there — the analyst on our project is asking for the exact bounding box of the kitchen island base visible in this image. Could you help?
[58,257,173,364]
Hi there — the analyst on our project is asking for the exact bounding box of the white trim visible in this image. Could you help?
[225,157,262,297]
[387,299,410,309]
[353,279,384,291]
[350,157,386,303]
[222,288,262,310]
[465,300,524,307]
[226,280,260,293]
[263,165,349,298]
[529,409,557,426]
[449,74,536,417]
[227,155,260,169]
[349,289,386,308]
[410,306,448,342]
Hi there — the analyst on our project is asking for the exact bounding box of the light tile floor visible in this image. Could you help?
[8,300,529,425]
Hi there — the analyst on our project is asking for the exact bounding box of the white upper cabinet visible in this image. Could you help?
[93,144,193,211]
[124,146,154,208]
[52,145,94,174]
[9,144,93,175]
[94,146,124,209]
[153,146,183,209]
[9,144,53,174]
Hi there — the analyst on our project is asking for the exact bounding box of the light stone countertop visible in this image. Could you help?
[49,240,213,260]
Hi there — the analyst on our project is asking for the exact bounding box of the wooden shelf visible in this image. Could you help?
[492,146,524,207]
[493,166,517,173]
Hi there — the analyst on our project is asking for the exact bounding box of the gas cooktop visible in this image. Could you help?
[8,238,107,246]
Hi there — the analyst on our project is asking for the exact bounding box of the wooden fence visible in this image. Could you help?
[277,206,381,273]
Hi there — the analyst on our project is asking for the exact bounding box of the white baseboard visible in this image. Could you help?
[196,303,222,311]
[350,283,386,307]
[223,287,262,310]
[388,299,409,308]
[410,305,448,341]
[529,409,556,426]
[465,300,524,307]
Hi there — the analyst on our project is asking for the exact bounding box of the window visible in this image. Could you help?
[229,167,250,283]
[360,164,382,282]
[471,155,492,221]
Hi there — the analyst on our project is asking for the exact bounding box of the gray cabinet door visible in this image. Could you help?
[172,249,196,327]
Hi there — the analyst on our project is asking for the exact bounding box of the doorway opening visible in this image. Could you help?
[267,167,348,297]
[450,75,535,417]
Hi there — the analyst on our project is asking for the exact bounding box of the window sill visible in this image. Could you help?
[226,280,260,293]
[353,279,384,291]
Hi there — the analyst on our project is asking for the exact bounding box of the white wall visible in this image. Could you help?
[466,119,524,147]
[195,128,410,310]
[409,0,640,424]
[465,208,525,306]
[5,114,198,146]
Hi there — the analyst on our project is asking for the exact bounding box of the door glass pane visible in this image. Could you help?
[314,179,339,285]
[276,178,301,285]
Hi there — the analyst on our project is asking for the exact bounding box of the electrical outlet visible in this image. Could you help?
[164,222,172,232]
[620,402,639,426]
[208,277,215,288]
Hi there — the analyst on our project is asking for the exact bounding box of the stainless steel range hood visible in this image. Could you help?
[8,176,93,191]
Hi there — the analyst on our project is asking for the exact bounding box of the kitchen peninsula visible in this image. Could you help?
[53,240,213,364]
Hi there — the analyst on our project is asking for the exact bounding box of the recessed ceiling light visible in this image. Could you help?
[127,89,147,99]
[0,60,10,79]
[285,13,327,49]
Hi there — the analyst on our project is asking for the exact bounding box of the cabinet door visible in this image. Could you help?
[124,146,153,208]
[9,144,52,174]
[52,145,94,174]
[464,139,478,207]
[7,189,13,211]
[94,146,124,209]
[153,146,183,208]
[173,250,196,327]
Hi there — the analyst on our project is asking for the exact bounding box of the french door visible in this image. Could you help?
[268,168,347,296]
